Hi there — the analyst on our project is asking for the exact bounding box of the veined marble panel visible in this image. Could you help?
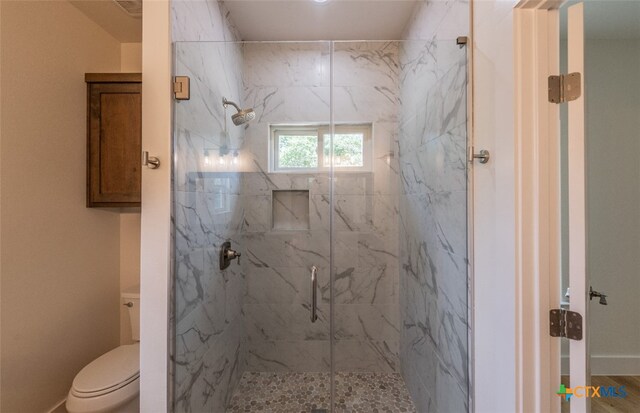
[242,42,330,88]
[244,86,331,126]
[334,339,399,373]
[244,302,330,341]
[334,304,399,341]
[333,86,399,124]
[333,264,399,305]
[241,171,331,197]
[175,43,244,149]
[174,190,244,253]
[245,339,331,372]
[399,1,470,411]
[238,41,401,375]
[172,3,247,411]
[171,0,240,42]
[243,231,330,269]
[175,249,206,324]
[174,313,244,412]
[333,42,400,90]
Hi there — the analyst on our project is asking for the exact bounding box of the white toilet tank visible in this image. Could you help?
[121,285,140,341]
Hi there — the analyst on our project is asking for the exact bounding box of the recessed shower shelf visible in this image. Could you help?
[272,190,310,231]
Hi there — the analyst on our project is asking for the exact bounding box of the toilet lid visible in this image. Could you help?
[72,343,139,396]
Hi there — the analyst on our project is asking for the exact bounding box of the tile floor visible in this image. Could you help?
[227,371,416,413]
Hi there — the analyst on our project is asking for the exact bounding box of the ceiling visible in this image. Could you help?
[223,0,420,41]
[69,0,142,43]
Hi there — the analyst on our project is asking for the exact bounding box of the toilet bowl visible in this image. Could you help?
[66,343,139,413]
[67,286,140,413]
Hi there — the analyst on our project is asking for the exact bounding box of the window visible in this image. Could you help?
[270,124,372,172]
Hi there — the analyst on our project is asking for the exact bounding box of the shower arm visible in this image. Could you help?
[222,97,241,112]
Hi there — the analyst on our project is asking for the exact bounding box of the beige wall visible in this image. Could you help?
[118,42,142,345]
[119,212,141,344]
[0,2,123,411]
[585,39,640,374]
[121,43,142,72]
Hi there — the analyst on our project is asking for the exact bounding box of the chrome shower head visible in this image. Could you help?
[222,97,255,126]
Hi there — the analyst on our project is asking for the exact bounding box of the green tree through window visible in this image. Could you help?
[278,135,318,168]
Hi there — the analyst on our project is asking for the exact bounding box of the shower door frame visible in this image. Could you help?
[165,37,477,412]
[514,1,566,412]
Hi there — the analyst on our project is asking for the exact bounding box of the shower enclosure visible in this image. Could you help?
[171,39,469,412]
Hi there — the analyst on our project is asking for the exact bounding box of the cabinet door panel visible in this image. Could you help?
[87,82,141,207]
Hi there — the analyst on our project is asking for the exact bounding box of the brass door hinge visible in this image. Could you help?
[550,309,583,340]
[548,73,581,103]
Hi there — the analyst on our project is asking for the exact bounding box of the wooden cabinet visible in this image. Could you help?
[86,73,142,207]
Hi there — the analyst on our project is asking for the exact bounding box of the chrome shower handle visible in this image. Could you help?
[310,266,318,323]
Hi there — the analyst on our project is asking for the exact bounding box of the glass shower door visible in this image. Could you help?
[330,40,470,412]
[171,38,470,413]
[171,41,332,412]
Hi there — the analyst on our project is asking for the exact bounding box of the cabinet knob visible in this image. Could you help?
[142,151,160,169]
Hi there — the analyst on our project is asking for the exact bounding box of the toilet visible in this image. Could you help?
[66,286,140,413]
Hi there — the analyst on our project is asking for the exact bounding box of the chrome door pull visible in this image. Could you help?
[310,266,318,323]
[470,149,490,164]
[142,151,160,169]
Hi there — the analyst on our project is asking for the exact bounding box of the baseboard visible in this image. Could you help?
[47,398,67,413]
[561,355,640,376]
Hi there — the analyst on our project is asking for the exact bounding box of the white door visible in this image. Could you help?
[566,3,590,412]
[561,2,640,412]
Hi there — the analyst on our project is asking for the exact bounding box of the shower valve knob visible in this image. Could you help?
[227,249,241,264]
[219,241,241,270]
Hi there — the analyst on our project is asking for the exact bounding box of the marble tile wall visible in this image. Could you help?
[240,41,401,373]
[240,42,333,373]
[332,42,401,373]
[172,2,247,412]
[398,1,470,412]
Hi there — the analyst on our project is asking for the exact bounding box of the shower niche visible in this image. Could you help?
[272,190,310,231]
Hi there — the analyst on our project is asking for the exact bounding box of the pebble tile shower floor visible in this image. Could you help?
[227,372,417,413]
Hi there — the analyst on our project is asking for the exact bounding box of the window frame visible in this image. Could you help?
[270,123,373,173]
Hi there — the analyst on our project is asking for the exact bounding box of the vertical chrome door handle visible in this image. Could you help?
[310,266,318,323]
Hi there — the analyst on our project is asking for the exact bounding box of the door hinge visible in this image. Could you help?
[548,73,581,103]
[550,309,583,340]
[173,76,190,100]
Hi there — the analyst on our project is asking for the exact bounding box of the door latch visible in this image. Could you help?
[589,287,608,305]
